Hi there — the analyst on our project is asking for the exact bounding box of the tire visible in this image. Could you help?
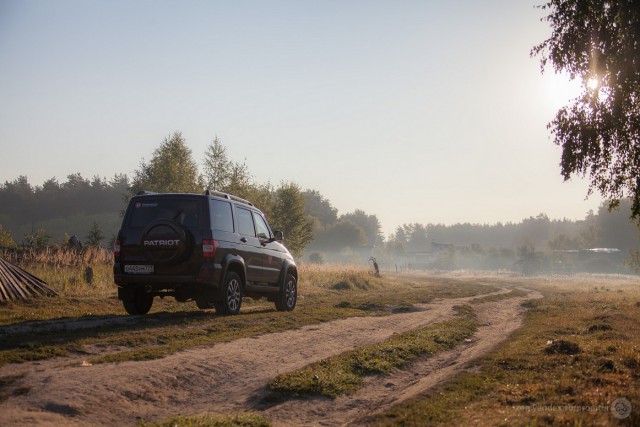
[123,289,154,315]
[217,272,242,315]
[275,273,297,312]
[213,301,224,313]
[195,298,215,310]
[195,288,217,310]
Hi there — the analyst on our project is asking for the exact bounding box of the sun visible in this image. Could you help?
[541,72,582,109]
[587,77,600,91]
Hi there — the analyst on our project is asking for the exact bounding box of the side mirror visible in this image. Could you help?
[274,230,284,241]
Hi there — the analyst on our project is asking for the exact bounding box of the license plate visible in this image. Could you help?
[124,264,154,274]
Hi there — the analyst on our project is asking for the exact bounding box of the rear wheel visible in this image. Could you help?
[275,273,297,312]
[195,298,215,310]
[123,289,153,315]
[195,288,217,310]
[217,272,242,315]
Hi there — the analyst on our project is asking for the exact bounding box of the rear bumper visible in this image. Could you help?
[113,262,223,288]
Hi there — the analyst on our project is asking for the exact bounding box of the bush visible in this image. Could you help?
[0,224,17,248]
[309,252,325,264]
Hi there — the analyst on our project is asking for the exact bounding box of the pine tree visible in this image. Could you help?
[203,136,231,191]
[86,221,105,247]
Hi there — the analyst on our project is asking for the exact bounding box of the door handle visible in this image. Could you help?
[240,237,247,243]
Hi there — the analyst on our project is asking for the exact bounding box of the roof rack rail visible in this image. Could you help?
[204,189,254,206]
[136,190,158,196]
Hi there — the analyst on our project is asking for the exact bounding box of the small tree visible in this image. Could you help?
[222,160,253,198]
[517,238,543,276]
[625,249,640,274]
[130,132,203,195]
[311,220,367,252]
[203,136,231,191]
[86,221,105,247]
[0,224,17,248]
[22,227,50,249]
[309,252,325,264]
[270,182,314,258]
[340,209,383,247]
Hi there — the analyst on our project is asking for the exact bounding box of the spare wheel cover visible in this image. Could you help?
[141,219,188,264]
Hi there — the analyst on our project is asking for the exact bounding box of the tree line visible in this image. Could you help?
[0,173,129,225]
[1,131,640,271]
[0,132,381,257]
[386,202,640,255]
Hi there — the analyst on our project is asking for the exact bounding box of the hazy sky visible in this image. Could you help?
[0,0,602,236]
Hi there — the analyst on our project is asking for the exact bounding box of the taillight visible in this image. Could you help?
[114,240,121,258]
[203,240,218,258]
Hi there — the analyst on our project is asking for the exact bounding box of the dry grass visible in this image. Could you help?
[1,246,112,266]
[0,261,497,366]
[8,258,636,425]
[137,412,270,426]
[370,274,640,426]
[298,263,384,294]
[1,247,115,297]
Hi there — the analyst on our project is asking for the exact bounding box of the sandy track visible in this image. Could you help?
[0,287,540,426]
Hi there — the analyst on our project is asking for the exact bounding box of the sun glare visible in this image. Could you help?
[542,73,582,109]
[587,77,600,91]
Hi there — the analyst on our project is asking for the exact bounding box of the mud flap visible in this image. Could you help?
[117,286,135,301]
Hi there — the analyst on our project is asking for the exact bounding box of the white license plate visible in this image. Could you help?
[124,264,154,274]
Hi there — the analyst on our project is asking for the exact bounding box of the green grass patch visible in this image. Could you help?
[368,278,640,426]
[0,265,497,367]
[0,303,367,366]
[0,296,124,325]
[138,412,270,427]
[267,305,478,399]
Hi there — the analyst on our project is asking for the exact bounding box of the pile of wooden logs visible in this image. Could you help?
[0,257,58,301]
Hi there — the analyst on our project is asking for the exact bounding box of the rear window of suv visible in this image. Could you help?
[210,199,234,232]
[129,198,200,229]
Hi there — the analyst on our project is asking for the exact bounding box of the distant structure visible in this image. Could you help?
[370,257,380,277]
[0,257,58,301]
[69,235,83,251]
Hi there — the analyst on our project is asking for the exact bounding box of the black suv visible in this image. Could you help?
[113,190,298,315]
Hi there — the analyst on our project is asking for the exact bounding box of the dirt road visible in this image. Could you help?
[0,287,540,426]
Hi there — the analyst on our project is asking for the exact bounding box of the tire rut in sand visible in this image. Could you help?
[0,287,540,427]
[263,287,542,426]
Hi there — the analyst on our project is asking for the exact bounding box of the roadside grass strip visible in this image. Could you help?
[368,284,640,426]
[267,305,478,399]
[0,269,497,367]
[0,303,374,366]
[138,412,270,427]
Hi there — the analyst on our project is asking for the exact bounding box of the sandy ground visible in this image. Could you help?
[0,286,541,426]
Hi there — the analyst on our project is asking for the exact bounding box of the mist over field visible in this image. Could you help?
[1,172,639,276]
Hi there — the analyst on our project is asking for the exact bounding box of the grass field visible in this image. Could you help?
[369,275,640,426]
[1,249,638,426]
[266,304,478,399]
[139,274,639,426]
[0,251,497,367]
